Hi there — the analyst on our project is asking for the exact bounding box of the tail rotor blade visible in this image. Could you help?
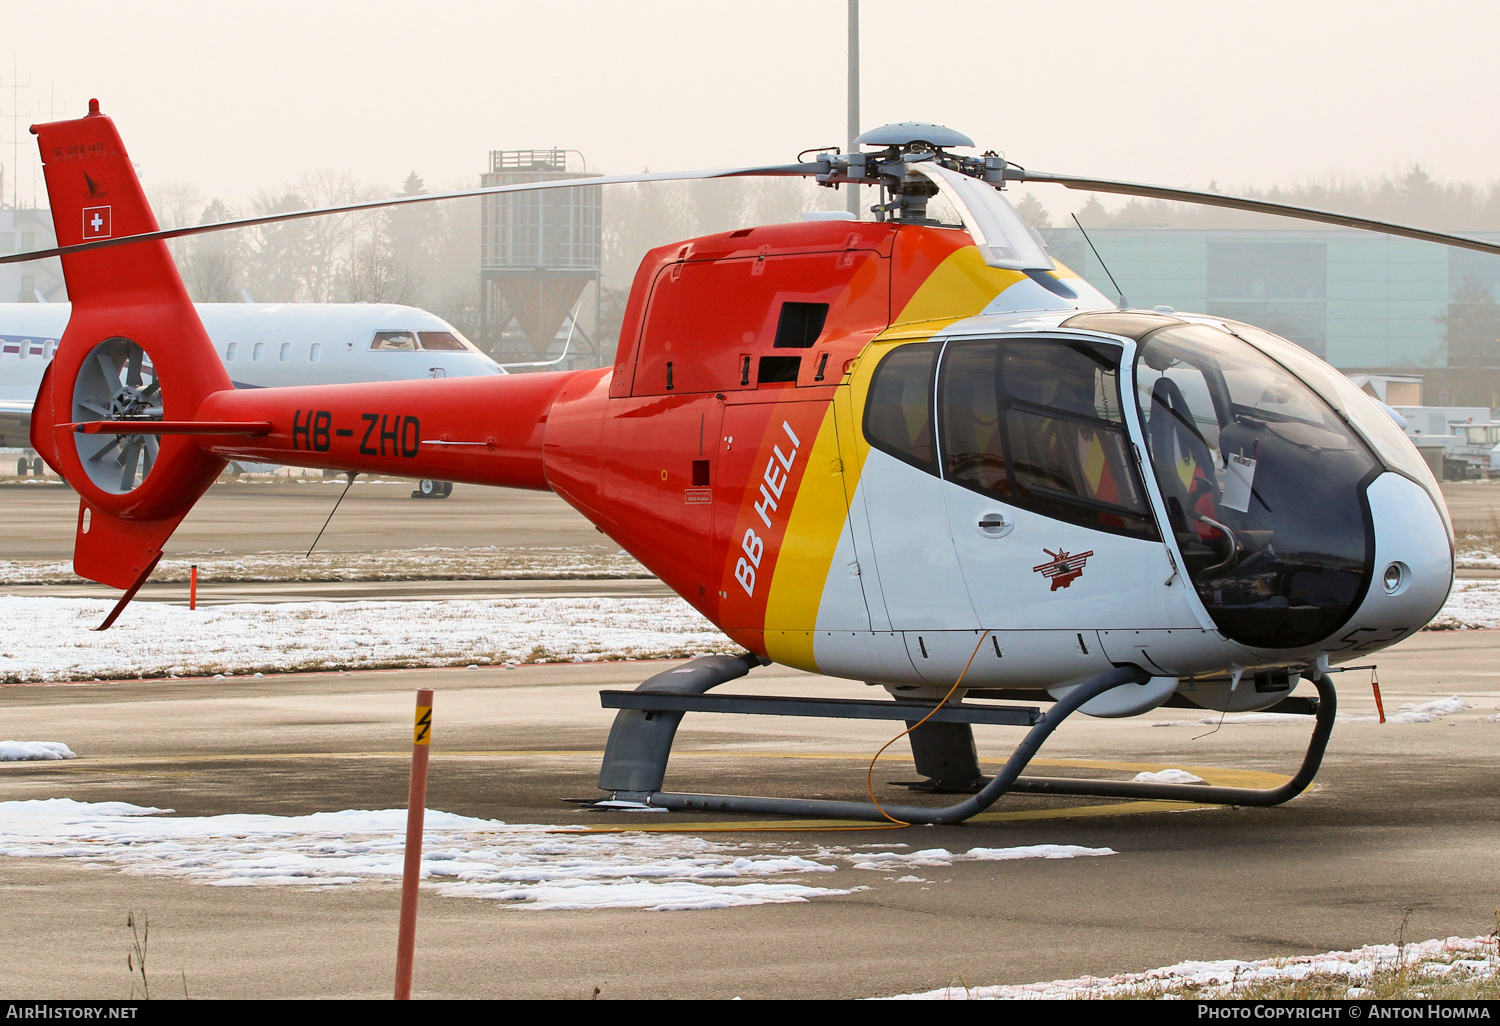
[88,434,122,463]
[119,441,141,492]
[95,351,120,388]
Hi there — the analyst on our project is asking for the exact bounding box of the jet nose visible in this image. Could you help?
[1333,472,1454,652]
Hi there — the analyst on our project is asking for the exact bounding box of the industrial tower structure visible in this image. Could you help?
[478,149,602,366]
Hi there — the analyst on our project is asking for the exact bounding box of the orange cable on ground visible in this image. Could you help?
[865,630,993,827]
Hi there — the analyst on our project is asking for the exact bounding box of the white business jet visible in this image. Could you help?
[0,301,512,495]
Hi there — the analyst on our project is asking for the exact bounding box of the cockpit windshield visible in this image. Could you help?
[1135,325,1379,648]
[1217,320,1450,538]
[369,330,476,352]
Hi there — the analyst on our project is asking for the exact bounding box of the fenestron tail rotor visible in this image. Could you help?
[71,337,163,495]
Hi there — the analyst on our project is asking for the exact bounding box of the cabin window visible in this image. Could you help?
[252,342,264,362]
[938,338,1157,540]
[225,343,237,361]
[418,331,468,351]
[309,343,321,362]
[864,342,941,474]
[43,340,55,360]
[370,331,419,351]
[774,302,828,349]
[758,356,800,384]
[279,342,292,362]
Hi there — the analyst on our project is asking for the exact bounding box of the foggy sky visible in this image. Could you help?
[6,0,1500,217]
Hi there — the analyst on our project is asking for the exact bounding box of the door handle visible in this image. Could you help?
[977,512,1012,537]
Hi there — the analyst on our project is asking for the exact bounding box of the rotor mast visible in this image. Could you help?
[846,0,860,218]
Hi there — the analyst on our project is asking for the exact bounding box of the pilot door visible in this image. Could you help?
[934,336,1184,627]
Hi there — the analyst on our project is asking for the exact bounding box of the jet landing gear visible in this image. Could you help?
[587,658,1338,824]
[411,479,453,499]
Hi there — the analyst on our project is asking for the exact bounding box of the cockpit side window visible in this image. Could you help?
[938,338,1157,541]
[418,331,469,351]
[864,342,941,475]
[371,331,419,351]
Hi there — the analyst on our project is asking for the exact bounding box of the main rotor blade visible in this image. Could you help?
[1021,172,1500,258]
[0,163,823,266]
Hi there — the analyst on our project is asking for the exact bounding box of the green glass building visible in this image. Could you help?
[1049,228,1500,406]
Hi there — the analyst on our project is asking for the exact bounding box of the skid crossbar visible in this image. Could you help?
[599,690,1041,727]
[593,655,1339,824]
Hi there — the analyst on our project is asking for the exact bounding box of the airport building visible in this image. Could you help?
[1048,227,1500,407]
[477,149,603,366]
[0,207,63,303]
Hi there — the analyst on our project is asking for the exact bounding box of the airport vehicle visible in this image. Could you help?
[7,105,1466,823]
[0,301,501,495]
[1449,423,1500,479]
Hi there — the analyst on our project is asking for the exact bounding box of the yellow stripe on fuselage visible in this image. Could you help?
[761,245,1060,668]
[763,403,844,669]
[893,245,1029,326]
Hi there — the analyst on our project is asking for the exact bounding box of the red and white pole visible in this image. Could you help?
[394,688,433,1000]
[189,565,198,610]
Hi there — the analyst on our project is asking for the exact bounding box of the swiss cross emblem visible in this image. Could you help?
[1033,547,1094,591]
[82,205,112,239]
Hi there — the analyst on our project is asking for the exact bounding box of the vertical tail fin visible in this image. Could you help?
[30,101,230,605]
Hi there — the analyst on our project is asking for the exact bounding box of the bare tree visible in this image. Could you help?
[181,199,242,303]
[337,223,422,305]
[145,181,203,266]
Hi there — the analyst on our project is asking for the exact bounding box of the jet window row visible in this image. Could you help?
[225,342,322,364]
[863,337,1160,541]
[221,330,472,364]
[0,339,56,359]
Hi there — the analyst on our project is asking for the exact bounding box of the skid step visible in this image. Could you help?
[599,690,1041,726]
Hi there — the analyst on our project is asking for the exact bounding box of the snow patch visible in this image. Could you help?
[0,799,844,911]
[882,935,1499,999]
[1425,579,1500,630]
[0,595,737,683]
[0,546,650,586]
[0,741,76,762]
[1151,713,1306,727]
[0,802,1122,911]
[1455,549,1499,570]
[1131,769,1206,784]
[1343,695,1474,724]
[850,845,1114,870]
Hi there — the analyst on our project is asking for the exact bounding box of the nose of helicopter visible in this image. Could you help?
[1338,472,1454,650]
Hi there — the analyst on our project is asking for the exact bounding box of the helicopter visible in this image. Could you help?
[8,105,1471,824]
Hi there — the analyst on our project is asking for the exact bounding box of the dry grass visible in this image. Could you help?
[921,915,1500,1000]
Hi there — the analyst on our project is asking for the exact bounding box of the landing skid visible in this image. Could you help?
[587,654,1337,825]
